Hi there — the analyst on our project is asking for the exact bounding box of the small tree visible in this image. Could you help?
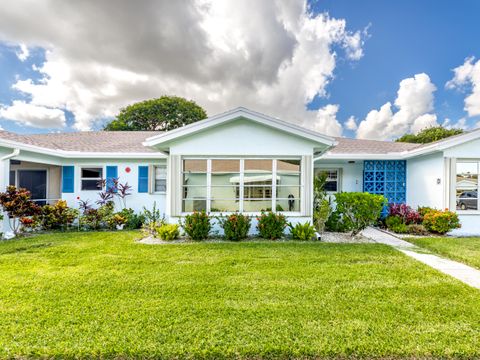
[0,186,40,234]
[313,173,331,233]
[396,126,463,144]
[104,96,207,131]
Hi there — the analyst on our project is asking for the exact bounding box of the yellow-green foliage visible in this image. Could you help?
[288,221,316,241]
[156,223,180,241]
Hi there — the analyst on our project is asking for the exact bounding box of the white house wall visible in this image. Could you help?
[168,119,325,156]
[314,161,364,192]
[406,153,444,209]
[61,159,167,215]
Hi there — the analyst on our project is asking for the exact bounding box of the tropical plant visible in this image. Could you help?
[156,223,180,241]
[117,208,145,229]
[334,192,386,236]
[0,186,40,234]
[388,203,422,224]
[104,96,207,131]
[288,222,316,241]
[217,213,251,241]
[40,200,79,230]
[385,215,409,234]
[422,209,461,234]
[256,211,287,240]
[325,210,353,233]
[313,173,331,233]
[181,211,211,241]
[141,202,166,235]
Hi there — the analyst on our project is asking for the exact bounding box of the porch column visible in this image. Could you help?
[0,157,11,235]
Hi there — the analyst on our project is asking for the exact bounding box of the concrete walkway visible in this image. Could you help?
[361,227,480,289]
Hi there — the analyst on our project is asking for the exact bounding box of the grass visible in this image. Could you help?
[407,236,480,270]
[0,231,479,358]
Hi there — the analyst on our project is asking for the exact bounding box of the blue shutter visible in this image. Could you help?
[106,166,118,192]
[138,166,149,193]
[62,166,74,193]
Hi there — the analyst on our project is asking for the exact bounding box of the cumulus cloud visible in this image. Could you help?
[345,115,357,130]
[15,43,29,61]
[356,73,438,140]
[0,0,365,131]
[312,104,343,136]
[446,56,480,117]
[0,100,66,128]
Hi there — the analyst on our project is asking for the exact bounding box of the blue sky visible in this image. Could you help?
[311,0,480,136]
[0,0,479,139]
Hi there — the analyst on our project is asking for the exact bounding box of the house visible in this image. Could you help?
[0,107,479,235]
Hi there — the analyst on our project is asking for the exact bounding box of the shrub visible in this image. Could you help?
[325,210,353,233]
[423,209,461,234]
[40,200,79,230]
[80,208,103,230]
[117,208,145,229]
[418,206,435,218]
[334,192,386,236]
[288,222,316,241]
[156,223,180,241]
[385,216,408,234]
[256,211,287,240]
[141,202,166,236]
[182,211,211,240]
[0,186,41,234]
[407,224,430,236]
[313,198,331,233]
[388,203,422,224]
[217,213,251,241]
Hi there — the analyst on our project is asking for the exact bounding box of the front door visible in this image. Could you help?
[18,170,47,205]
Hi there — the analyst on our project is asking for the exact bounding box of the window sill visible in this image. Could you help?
[455,210,480,215]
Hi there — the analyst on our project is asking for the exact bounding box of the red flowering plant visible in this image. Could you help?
[217,212,251,241]
[0,186,41,234]
[256,211,287,240]
[388,203,422,225]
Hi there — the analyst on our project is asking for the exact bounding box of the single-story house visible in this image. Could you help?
[0,107,478,235]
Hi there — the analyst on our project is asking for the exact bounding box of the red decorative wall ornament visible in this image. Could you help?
[125,166,131,173]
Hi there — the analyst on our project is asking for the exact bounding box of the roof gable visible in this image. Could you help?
[143,107,337,149]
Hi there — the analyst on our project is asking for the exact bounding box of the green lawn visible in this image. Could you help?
[1,232,479,358]
[408,237,480,270]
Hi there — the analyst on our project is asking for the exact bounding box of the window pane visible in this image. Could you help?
[183,199,207,212]
[155,179,166,192]
[82,168,102,178]
[155,166,167,179]
[324,181,337,192]
[211,186,238,199]
[456,162,478,210]
[277,185,301,198]
[244,185,272,199]
[277,172,300,186]
[211,199,239,212]
[211,159,239,173]
[277,198,301,212]
[277,159,300,172]
[183,173,207,186]
[244,159,272,172]
[183,186,207,199]
[316,170,338,192]
[82,179,102,191]
[211,172,239,186]
[183,159,207,172]
[243,199,273,212]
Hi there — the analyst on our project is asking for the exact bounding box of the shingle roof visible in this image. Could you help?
[0,130,161,153]
[0,129,437,155]
[331,137,422,154]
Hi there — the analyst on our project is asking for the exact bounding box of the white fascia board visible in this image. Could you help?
[143,107,337,147]
[0,139,167,159]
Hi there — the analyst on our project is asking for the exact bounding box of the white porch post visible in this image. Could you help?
[0,157,11,236]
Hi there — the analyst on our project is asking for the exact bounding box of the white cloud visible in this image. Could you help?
[0,100,65,128]
[345,115,357,130]
[312,104,343,136]
[446,57,480,117]
[0,0,366,131]
[15,43,29,61]
[356,73,438,140]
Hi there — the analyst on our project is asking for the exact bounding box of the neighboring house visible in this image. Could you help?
[0,107,479,235]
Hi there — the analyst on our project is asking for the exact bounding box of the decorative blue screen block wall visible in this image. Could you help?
[364,160,406,207]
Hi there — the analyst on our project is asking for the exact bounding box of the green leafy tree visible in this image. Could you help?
[396,126,464,144]
[104,96,207,131]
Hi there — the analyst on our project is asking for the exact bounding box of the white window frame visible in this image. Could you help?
[181,157,303,215]
[454,159,480,214]
[153,165,167,194]
[80,166,104,191]
[315,168,341,194]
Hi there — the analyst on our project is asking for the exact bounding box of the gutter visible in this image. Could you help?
[0,148,20,161]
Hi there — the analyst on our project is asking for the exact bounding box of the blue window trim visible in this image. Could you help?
[138,166,149,193]
[62,166,75,193]
[106,166,118,192]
